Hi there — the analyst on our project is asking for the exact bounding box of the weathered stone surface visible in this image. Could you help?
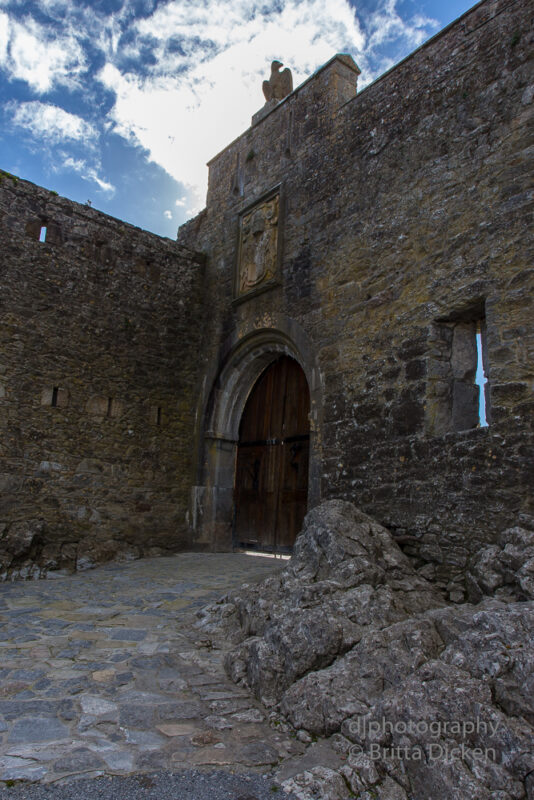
[237,193,280,298]
[1,0,533,585]
[181,0,534,585]
[0,173,205,578]
[0,553,294,785]
[1,519,44,558]
[467,525,534,602]
[198,500,445,707]
[201,502,534,800]
[281,616,443,735]
[339,650,534,800]
[262,60,293,103]
[281,766,351,800]
[79,696,119,718]
[239,741,279,766]
[8,717,70,743]
[52,748,106,774]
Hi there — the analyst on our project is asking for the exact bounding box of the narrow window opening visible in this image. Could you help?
[156,406,162,426]
[232,152,241,195]
[51,387,59,408]
[107,397,113,417]
[475,321,489,427]
[39,226,47,243]
[426,303,491,435]
[285,109,293,155]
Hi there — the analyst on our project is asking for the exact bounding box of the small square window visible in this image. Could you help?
[149,405,163,426]
[40,386,69,408]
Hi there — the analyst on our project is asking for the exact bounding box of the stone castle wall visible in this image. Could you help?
[180,0,533,596]
[1,0,531,590]
[0,173,205,578]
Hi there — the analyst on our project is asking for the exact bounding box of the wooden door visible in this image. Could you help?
[234,356,310,551]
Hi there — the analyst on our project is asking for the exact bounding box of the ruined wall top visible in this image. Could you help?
[0,170,203,260]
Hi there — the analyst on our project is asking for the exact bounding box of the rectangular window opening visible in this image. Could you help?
[156,406,162,426]
[426,303,491,435]
[107,397,113,417]
[39,226,47,243]
[475,321,489,428]
[51,386,59,408]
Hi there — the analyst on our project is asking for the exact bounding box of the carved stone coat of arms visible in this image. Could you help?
[237,193,279,297]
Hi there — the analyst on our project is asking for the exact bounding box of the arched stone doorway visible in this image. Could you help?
[191,317,323,550]
[234,356,310,552]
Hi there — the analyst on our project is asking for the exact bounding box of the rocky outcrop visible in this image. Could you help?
[466,524,534,603]
[0,519,45,579]
[0,520,142,580]
[197,500,534,800]
[197,501,444,706]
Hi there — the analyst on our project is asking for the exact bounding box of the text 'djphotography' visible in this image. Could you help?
[346,716,501,765]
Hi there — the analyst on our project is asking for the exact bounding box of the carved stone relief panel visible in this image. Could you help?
[236,192,280,299]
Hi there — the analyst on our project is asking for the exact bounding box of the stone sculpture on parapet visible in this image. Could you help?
[262,60,293,102]
[252,60,293,125]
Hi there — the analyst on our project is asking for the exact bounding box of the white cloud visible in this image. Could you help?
[0,11,85,92]
[10,101,97,145]
[164,209,172,219]
[366,0,436,50]
[0,12,7,64]
[1,0,438,222]
[36,0,75,12]
[61,156,115,194]
[98,0,368,208]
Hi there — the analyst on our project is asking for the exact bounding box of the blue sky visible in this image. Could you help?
[0,0,476,238]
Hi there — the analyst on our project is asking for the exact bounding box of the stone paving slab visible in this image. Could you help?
[0,553,305,786]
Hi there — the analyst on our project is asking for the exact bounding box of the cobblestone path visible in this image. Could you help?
[0,553,304,785]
